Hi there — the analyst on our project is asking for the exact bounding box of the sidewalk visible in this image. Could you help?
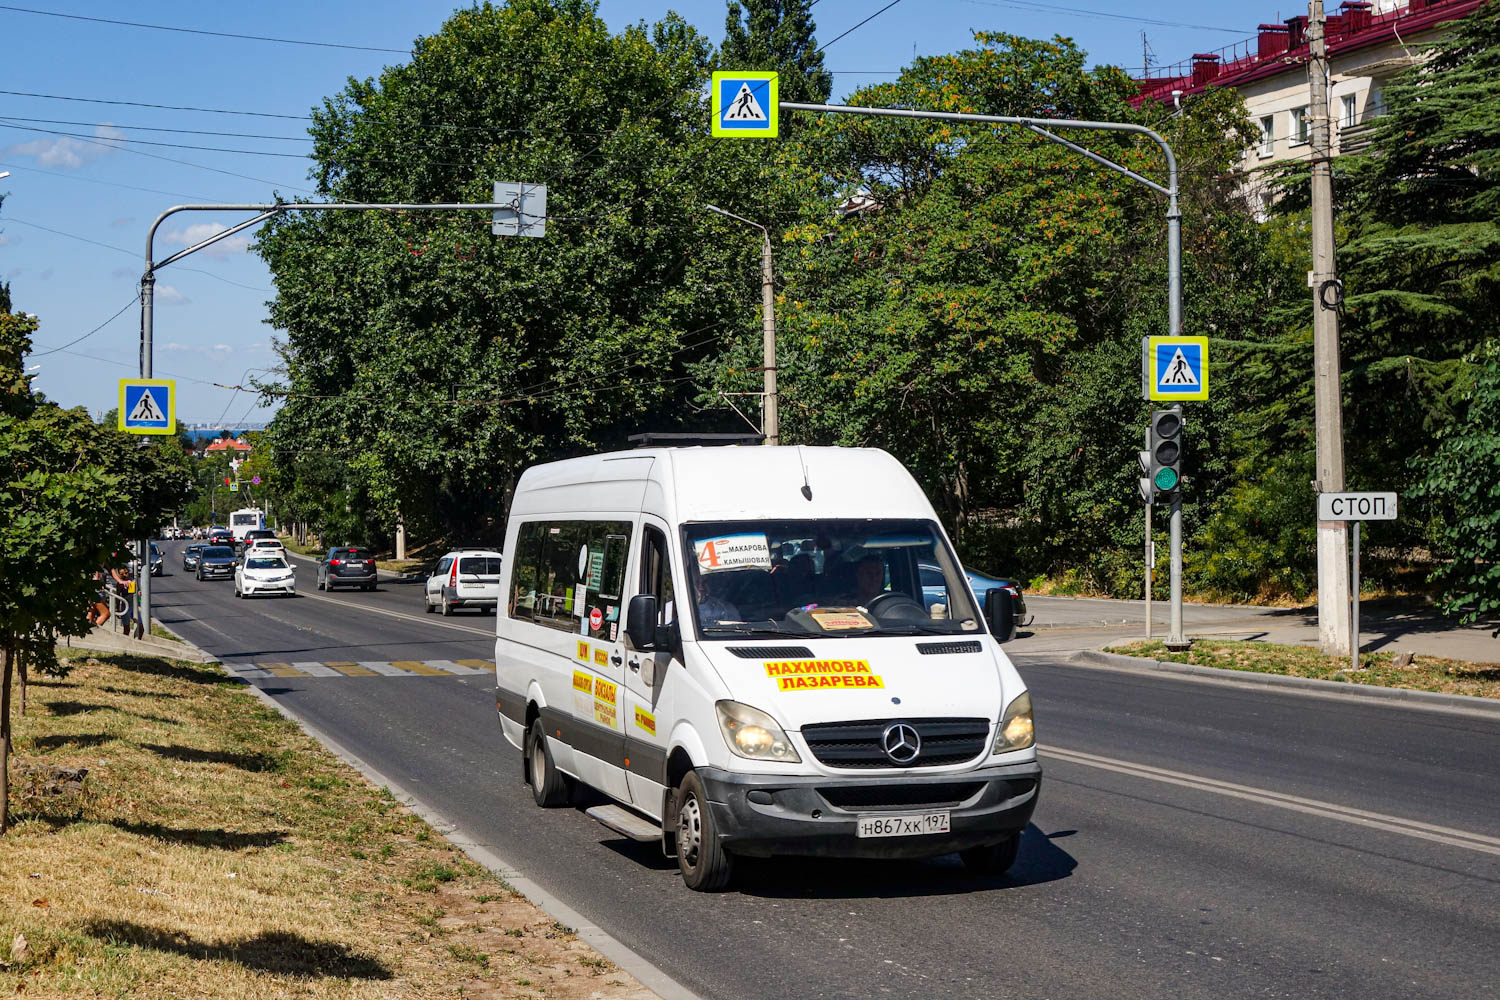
[1011,595,1500,663]
[58,624,216,663]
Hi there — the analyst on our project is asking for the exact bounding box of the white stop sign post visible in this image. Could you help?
[1318,492,1398,671]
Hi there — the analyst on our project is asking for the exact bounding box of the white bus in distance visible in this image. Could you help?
[229,507,264,544]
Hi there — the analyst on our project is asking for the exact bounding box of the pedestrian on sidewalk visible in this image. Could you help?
[112,563,143,640]
[86,568,112,628]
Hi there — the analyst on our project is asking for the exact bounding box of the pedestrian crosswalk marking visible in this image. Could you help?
[327,661,376,676]
[1159,347,1199,386]
[390,660,448,676]
[220,658,496,680]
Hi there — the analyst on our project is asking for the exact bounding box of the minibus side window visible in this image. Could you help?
[508,522,545,620]
[640,526,675,626]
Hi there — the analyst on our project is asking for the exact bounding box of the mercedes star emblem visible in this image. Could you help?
[881,723,921,764]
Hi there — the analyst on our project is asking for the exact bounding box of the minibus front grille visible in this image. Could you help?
[727,645,815,660]
[801,718,990,769]
[817,782,985,811]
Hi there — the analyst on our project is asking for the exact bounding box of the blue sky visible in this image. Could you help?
[1,0,1262,424]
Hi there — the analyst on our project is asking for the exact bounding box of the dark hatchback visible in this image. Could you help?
[196,545,237,581]
[317,546,377,591]
[182,543,206,571]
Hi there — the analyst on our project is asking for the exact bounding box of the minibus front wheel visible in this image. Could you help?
[959,832,1021,875]
[676,770,734,892]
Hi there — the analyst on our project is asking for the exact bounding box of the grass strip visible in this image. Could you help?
[1107,639,1500,699]
[1,650,655,999]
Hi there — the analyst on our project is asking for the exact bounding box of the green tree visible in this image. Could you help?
[1411,343,1500,622]
[719,0,832,104]
[259,0,757,546]
[0,307,189,832]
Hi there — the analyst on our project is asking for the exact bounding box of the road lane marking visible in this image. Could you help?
[428,659,492,675]
[296,589,494,637]
[360,660,414,676]
[260,662,306,677]
[1045,745,1500,857]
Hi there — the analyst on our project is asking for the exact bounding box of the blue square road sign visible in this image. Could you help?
[1148,336,1208,401]
[712,72,779,137]
[118,378,176,435]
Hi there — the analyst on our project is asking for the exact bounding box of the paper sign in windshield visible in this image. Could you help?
[694,533,771,574]
[765,659,885,692]
[809,608,874,631]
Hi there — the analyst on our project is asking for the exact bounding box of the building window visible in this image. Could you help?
[1258,115,1276,157]
[1340,94,1357,128]
[1290,106,1310,146]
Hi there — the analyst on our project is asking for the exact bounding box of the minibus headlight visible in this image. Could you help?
[716,701,801,763]
[994,691,1035,753]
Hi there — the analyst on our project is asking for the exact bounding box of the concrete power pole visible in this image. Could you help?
[760,232,779,446]
[1307,0,1352,655]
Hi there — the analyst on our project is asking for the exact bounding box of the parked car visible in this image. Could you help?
[182,543,206,571]
[195,545,237,581]
[920,564,1028,641]
[425,549,502,615]
[317,546,377,591]
[235,554,297,598]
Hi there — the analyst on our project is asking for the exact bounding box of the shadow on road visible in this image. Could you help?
[591,818,1077,896]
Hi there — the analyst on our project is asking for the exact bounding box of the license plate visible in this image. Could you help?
[855,811,951,839]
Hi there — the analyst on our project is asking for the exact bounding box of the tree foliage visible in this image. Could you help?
[719,0,831,104]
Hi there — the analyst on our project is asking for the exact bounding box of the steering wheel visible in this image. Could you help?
[864,591,929,622]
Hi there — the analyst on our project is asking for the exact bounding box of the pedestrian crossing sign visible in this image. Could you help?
[712,72,778,138]
[1148,336,1208,401]
[118,378,176,434]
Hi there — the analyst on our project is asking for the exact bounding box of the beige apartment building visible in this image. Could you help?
[1134,0,1484,217]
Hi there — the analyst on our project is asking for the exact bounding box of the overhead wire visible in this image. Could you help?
[0,5,410,53]
[28,295,139,357]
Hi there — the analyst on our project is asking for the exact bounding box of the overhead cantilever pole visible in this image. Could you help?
[137,199,512,632]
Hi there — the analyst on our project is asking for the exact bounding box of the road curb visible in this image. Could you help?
[236,683,701,1000]
[1066,649,1500,719]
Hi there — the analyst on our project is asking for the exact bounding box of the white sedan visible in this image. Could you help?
[235,554,297,598]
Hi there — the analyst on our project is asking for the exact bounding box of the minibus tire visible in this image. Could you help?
[676,771,734,891]
[959,833,1021,875]
[527,720,570,807]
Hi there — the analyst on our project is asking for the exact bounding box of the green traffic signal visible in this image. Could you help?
[1154,467,1179,491]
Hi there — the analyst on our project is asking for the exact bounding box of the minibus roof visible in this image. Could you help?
[510,445,936,524]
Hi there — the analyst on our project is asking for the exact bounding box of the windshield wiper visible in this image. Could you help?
[703,624,801,638]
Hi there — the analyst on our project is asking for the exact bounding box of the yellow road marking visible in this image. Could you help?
[389,660,447,676]
[326,661,376,676]
[260,662,306,677]
[456,659,495,669]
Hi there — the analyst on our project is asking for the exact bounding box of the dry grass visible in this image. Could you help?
[1108,639,1500,699]
[1,651,656,999]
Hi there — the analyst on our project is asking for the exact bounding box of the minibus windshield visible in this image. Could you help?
[682,519,983,638]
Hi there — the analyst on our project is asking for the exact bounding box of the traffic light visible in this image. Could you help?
[224,477,231,486]
[1147,407,1184,500]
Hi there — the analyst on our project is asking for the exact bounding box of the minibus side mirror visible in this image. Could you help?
[985,588,1015,643]
[626,594,659,650]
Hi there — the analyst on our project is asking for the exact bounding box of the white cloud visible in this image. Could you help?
[213,344,233,353]
[0,234,11,247]
[162,221,252,258]
[155,285,189,305]
[3,123,125,170]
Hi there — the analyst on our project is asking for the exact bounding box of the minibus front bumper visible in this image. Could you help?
[694,760,1041,859]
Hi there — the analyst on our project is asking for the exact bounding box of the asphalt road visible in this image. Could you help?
[152,543,1500,1000]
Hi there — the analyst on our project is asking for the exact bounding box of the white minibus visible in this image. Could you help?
[493,445,1039,891]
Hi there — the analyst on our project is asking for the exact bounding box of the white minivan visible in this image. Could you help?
[493,445,1040,891]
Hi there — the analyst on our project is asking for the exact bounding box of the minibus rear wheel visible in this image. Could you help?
[676,770,734,891]
[959,833,1021,875]
[526,719,571,807]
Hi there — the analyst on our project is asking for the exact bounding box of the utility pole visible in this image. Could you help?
[706,204,778,444]
[760,232,779,446]
[1307,0,1351,655]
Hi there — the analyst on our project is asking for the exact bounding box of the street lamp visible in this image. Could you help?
[705,204,779,446]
